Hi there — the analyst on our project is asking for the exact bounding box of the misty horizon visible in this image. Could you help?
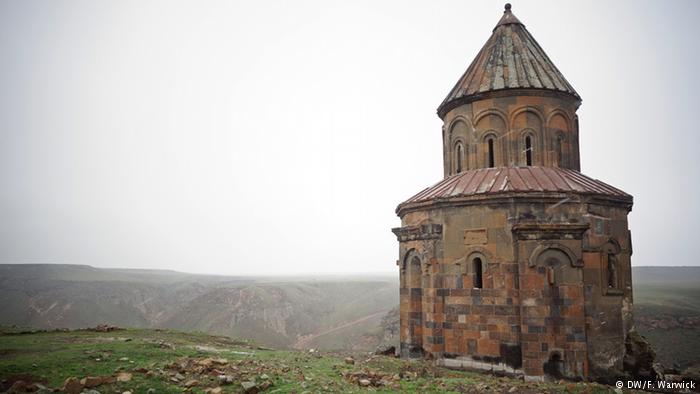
[2,0,699,275]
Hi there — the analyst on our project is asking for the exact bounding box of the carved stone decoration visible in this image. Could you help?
[392,223,442,242]
[528,243,582,268]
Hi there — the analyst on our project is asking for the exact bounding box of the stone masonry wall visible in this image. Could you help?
[442,93,581,177]
[395,195,632,381]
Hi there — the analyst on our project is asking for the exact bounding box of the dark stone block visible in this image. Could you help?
[472,305,494,315]
[446,304,470,315]
[528,325,546,333]
[495,305,515,315]
[468,339,477,353]
[500,343,523,369]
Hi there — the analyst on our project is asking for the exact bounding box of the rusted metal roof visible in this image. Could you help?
[437,4,580,117]
[398,167,631,212]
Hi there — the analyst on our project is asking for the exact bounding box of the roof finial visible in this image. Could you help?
[505,3,512,11]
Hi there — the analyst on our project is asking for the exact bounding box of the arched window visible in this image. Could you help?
[455,143,464,173]
[408,256,422,288]
[473,257,483,289]
[556,134,564,166]
[525,135,533,166]
[487,138,495,168]
[544,352,565,378]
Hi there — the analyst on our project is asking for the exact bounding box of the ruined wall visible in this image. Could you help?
[581,204,634,377]
[442,92,581,177]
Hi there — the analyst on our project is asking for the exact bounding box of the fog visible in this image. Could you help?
[1,0,698,275]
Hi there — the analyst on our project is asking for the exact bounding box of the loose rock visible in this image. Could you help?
[183,379,199,388]
[62,378,83,394]
[241,381,258,393]
[116,372,132,382]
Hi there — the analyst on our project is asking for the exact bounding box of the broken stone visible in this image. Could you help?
[624,330,661,381]
[174,373,185,381]
[80,376,104,388]
[62,378,83,394]
[197,358,214,367]
[8,380,36,393]
[115,372,132,382]
[218,375,234,384]
[241,381,258,393]
[183,379,199,388]
[359,379,371,387]
[92,324,120,332]
[344,357,355,365]
[375,346,396,357]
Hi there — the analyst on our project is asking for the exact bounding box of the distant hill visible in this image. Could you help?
[632,266,700,285]
[1,263,698,368]
[0,264,398,351]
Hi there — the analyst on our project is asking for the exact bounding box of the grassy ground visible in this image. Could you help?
[0,327,619,393]
[634,283,700,369]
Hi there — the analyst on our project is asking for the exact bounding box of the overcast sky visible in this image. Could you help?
[1,0,698,275]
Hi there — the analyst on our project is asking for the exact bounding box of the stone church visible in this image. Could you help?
[393,4,634,381]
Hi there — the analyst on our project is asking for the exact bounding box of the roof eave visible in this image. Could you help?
[396,191,633,218]
[437,88,581,119]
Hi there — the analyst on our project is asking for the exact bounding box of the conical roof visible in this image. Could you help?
[437,4,580,118]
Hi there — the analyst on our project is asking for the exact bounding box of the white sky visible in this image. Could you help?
[1,0,698,275]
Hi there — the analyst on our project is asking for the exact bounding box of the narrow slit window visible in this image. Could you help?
[556,135,564,166]
[473,257,483,289]
[525,136,533,166]
[456,143,464,173]
[607,253,618,288]
[487,138,495,168]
